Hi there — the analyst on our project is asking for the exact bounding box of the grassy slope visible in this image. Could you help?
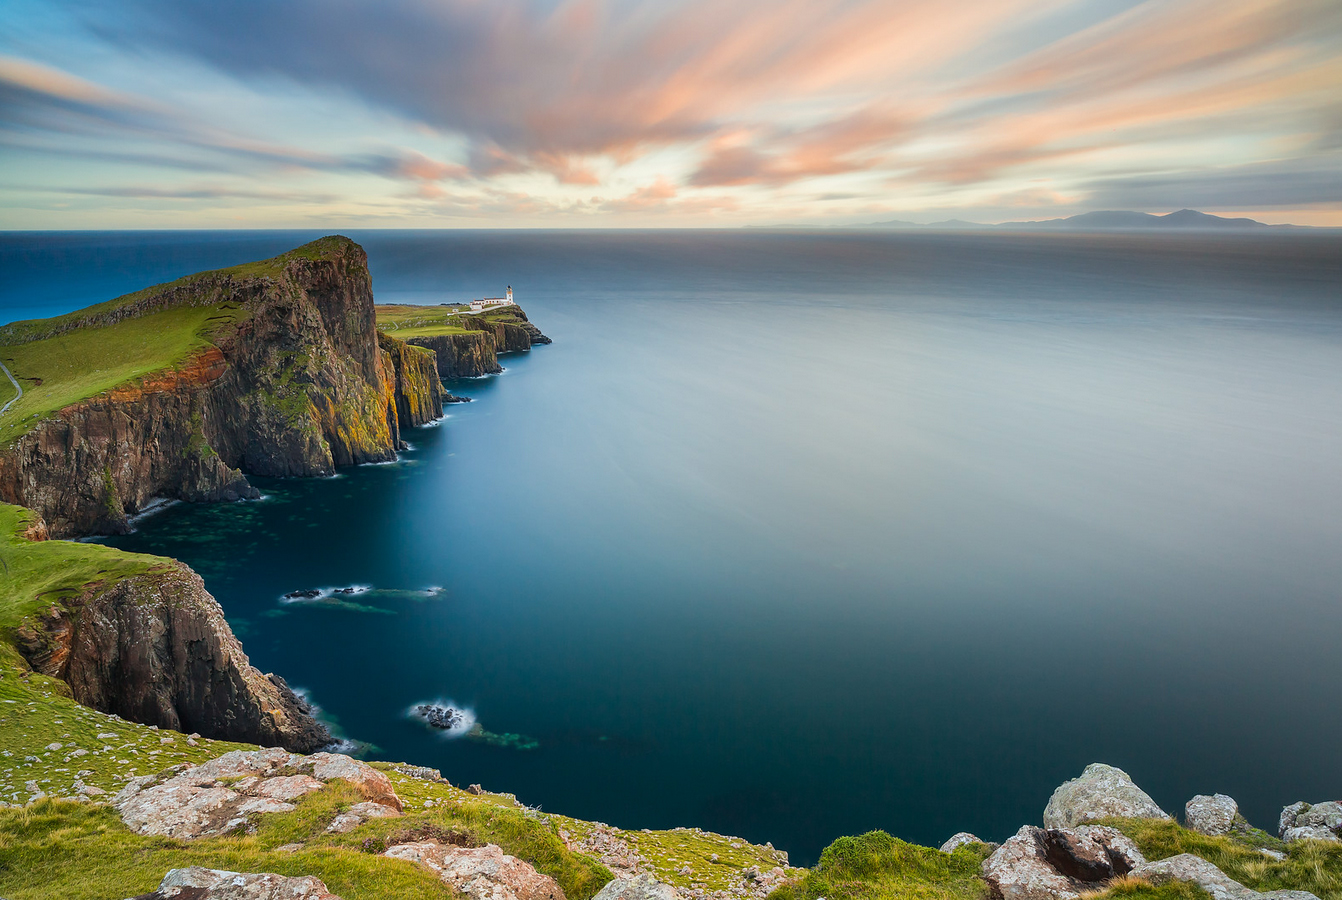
[0,235,354,446]
[768,831,991,900]
[375,304,474,337]
[375,304,529,339]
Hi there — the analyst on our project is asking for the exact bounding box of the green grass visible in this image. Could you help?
[1107,818,1342,900]
[0,235,360,445]
[768,831,990,900]
[375,304,474,337]
[0,304,244,445]
[0,504,173,665]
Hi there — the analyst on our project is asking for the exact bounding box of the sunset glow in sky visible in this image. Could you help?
[2,0,1340,227]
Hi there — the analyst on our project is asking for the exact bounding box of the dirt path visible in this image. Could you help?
[0,359,21,416]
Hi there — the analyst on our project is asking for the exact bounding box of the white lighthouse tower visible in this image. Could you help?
[506,285,513,304]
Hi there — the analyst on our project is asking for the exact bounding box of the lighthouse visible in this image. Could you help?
[506,285,513,304]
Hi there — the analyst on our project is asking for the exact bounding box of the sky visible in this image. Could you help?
[1,0,1340,228]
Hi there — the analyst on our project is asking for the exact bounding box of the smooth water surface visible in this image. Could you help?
[4,230,1341,862]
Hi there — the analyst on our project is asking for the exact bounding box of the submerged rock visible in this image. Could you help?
[1042,763,1170,829]
[1186,794,1241,836]
[130,866,341,899]
[384,842,565,900]
[416,703,466,730]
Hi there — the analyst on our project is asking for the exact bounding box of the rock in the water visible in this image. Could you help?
[1186,794,1240,836]
[114,748,402,839]
[384,842,566,900]
[593,873,680,900]
[416,704,466,730]
[1279,802,1342,843]
[131,866,341,899]
[284,589,322,600]
[1043,764,1171,829]
[941,832,993,853]
[1132,854,1321,900]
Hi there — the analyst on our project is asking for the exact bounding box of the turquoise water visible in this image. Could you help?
[4,230,1342,862]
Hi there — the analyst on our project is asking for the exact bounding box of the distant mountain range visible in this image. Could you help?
[862,209,1307,230]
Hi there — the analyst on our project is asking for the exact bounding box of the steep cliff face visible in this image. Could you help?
[0,237,444,537]
[405,305,552,380]
[407,332,503,379]
[13,528,330,752]
[378,331,445,427]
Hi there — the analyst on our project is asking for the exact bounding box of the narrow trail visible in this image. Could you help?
[0,360,21,416]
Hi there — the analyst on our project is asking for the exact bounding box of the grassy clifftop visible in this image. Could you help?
[0,236,356,446]
[375,303,532,338]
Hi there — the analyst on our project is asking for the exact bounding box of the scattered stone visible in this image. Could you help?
[393,763,450,784]
[468,783,485,795]
[941,832,993,853]
[593,874,680,900]
[384,842,566,900]
[284,589,322,600]
[131,865,341,899]
[1043,763,1170,829]
[1186,795,1241,836]
[1279,802,1342,843]
[1132,854,1320,900]
[46,742,62,751]
[276,843,304,853]
[112,748,402,839]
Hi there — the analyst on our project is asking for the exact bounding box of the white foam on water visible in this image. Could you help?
[408,699,477,739]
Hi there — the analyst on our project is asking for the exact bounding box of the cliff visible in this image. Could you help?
[378,331,445,425]
[377,304,551,379]
[0,504,329,752]
[0,236,443,537]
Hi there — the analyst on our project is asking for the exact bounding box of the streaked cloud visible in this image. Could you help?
[0,0,1339,225]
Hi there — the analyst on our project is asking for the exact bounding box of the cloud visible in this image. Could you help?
[1082,158,1342,209]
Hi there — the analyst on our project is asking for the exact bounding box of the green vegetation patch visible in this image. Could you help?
[1108,818,1342,900]
[375,304,474,337]
[0,504,173,666]
[768,831,990,900]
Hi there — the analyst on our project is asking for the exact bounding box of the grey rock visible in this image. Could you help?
[1186,794,1240,836]
[982,826,1082,900]
[594,874,680,900]
[132,866,341,899]
[1132,854,1320,900]
[941,832,990,853]
[1043,764,1171,829]
[384,842,566,900]
[1279,802,1342,842]
[982,825,1144,900]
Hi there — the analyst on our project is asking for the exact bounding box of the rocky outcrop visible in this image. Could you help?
[940,833,996,853]
[0,236,445,537]
[406,305,550,380]
[1279,802,1342,843]
[15,557,330,752]
[113,747,402,839]
[384,842,566,900]
[1186,794,1243,836]
[408,331,503,379]
[1132,854,1320,900]
[593,874,680,900]
[378,331,444,427]
[982,825,1144,900]
[131,866,341,900]
[1042,764,1170,829]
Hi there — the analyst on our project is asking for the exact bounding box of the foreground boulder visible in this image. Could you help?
[1133,854,1320,900]
[1186,794,1242,836]
[384,842,566,900]
[114,748,401,839]
[130,867,341,899]
[593,873,680,900]
[1279,802,1342,844]
[982,824,1144,900]
[1043,764,1170,829]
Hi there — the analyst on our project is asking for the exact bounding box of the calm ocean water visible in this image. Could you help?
[3,230,1341,863]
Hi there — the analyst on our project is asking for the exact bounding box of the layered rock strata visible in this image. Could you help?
[15,550,331,752]
[406,306,551,380]
[0,236,443,537]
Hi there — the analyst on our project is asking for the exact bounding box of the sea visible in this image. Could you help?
[2,229,1340,863]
